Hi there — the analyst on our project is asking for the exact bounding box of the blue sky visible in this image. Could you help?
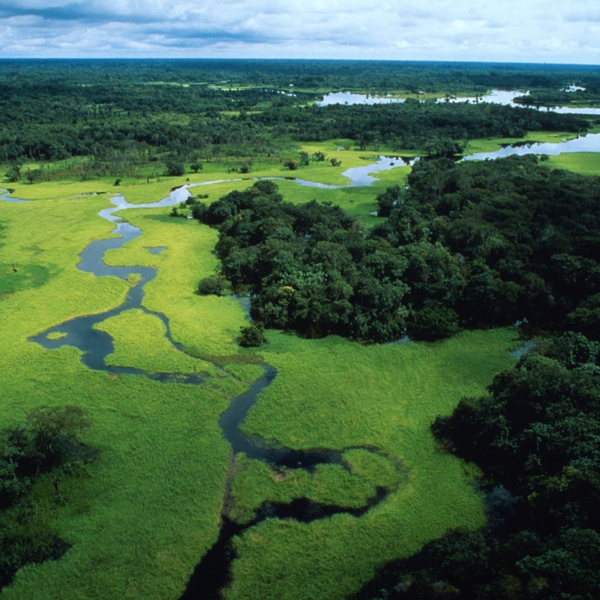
[1,0,599,64]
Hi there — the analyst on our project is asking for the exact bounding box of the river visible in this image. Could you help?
[18,164,405,599]
[318,89,600,115]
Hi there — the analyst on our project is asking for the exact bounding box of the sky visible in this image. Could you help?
[0,0,599,64]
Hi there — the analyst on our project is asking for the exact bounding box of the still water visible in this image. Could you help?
[318,89,600,115]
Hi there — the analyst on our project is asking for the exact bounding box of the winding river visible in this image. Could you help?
[16,168,405,599]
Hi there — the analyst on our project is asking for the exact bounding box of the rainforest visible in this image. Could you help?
[1,59,600,600]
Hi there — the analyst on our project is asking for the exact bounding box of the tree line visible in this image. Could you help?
[193,155,600,343]
[355,332,600,600]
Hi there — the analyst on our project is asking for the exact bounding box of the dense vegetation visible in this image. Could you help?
[250,102,587,151]
[193,155,600,342]
[194,180,410,342]
[356,332,600,600]
[3,59,600,600]
[0,406,96,588]
[375,155,600,338]
[0,60,593,168]
[515,88,600,108]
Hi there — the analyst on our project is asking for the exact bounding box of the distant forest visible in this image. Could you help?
[0,60,597,167]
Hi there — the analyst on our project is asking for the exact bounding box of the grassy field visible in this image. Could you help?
[1,150,521,600]
[0,193,233,600]
[545,152,600,176]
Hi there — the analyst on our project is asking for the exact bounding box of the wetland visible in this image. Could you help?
[2,59,600,600]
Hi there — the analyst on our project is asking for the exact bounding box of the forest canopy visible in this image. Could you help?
[193,155,600,342]
[356,332,600,600]
[0,59,592,165]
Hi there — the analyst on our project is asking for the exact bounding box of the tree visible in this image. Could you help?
[4,164,20,183]
[239,324,267,347]
[283,159,298,171]
[190,162,203,173]
[0,406,96,588]
[406,305,459,341]
[330,158,342,167]
[198,277,226,296]
[165,160,185,177]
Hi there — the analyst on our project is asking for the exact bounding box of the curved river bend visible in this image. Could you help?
[25,168,405,599]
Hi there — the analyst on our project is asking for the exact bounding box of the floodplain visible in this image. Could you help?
[2,83,600,597]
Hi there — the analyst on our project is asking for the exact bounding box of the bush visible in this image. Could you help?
[198,277,226,296]
[406,306,459,341]
[239,324,267,347]
[165,160,185,177]
[4,165,20,183]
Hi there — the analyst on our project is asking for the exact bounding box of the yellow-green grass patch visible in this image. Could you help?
[224,363,266,383]
[0,196,234,600]
[46,331,67,341]
[93,308,218,375]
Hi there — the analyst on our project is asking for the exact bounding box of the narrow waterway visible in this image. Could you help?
[25,164,405,599]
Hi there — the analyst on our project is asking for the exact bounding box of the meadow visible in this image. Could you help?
[0,139,586,599]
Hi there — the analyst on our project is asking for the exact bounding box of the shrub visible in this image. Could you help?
[198,277,226,296]
[165,160,185,177]
[406,306,459,341]
[239,324,267,347]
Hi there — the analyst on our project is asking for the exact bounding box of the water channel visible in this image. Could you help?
[318,89,600,115]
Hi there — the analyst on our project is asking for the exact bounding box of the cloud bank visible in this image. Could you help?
[0,0,598,64]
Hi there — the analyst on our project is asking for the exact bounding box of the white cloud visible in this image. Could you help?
[0,0,598,63]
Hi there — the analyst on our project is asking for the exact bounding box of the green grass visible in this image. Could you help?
[219,329,516,599]
[229,453,400,525]
[93,309,218,375]
[0,159,517,600]
[545,152,600,176]
[224,363,266,383]
[0,190,234,600]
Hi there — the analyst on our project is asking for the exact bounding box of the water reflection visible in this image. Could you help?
[318,89,600,115]
[317,92,406,106]
[463,133,600,161]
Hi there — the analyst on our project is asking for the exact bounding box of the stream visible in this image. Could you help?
[22,168,404,599]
